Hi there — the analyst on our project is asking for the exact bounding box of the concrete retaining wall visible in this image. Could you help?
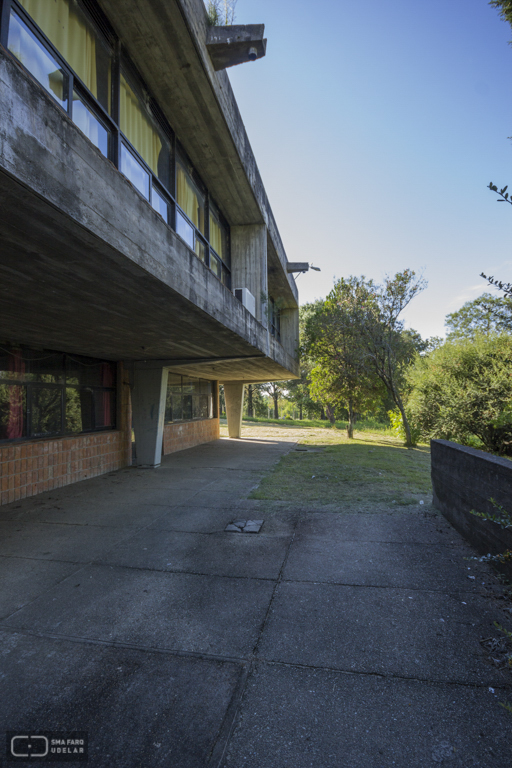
[431,439,512,579]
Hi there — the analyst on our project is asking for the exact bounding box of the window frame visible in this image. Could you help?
[164,374,214,425]
[0,347,117,443]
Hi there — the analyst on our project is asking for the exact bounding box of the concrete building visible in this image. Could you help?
[0,0,300,505]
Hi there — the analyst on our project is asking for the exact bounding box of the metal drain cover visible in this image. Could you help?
[225,520,264,533]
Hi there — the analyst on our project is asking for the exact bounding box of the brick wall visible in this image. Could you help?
[0,362,132,506]
[162,418,220,455]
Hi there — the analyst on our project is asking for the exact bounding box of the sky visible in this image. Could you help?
[224,0,512,339]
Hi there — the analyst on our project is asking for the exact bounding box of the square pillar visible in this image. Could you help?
[222,380,245,438]
[132,367,168,466]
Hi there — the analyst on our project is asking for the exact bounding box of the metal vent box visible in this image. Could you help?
[234,288,256,317]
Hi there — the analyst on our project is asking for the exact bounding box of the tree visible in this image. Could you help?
[356,270,427,446]
[302,278,384,438]
[407,334,512,455]
[490,1,512,33]
[205,0,237,25]
[260,381,287,419]
[244,383,268,418]
[445,293,512,339]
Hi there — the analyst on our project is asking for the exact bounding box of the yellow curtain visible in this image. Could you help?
[18,0,98,98]
[209,214,223,258]
[177,163,201,229]
[120,74,162,176]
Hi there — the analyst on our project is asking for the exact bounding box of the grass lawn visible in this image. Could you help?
[220,420,432,512]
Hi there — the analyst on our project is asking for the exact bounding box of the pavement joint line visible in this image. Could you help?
[0,625,247,664]
[85,561,281,582]
[279,578,490,595]
[251,515,300,658]
[206,661,252,768]
[256,658,512,690]
[0,624,510,692]
[0,561,94,622]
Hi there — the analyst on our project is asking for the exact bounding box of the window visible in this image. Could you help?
[16,0,112,112]
[269,298,281,342]
[209,199,231,287]
[120,70,171,191]
[0,346,116,441]
[3,0,231,285]
[8,9,69,109]
[164,374,214,424]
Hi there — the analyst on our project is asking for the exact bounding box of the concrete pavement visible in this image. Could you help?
[1,436,511,767]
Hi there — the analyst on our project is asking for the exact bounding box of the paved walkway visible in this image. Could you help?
[1,437,511,767]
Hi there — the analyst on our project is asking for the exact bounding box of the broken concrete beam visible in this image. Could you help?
[206,24,267,71]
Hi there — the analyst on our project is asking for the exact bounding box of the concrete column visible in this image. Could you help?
[230,224,268,325]
[131,367,168,466]
[222,381,245,438]
[279,306,300,358]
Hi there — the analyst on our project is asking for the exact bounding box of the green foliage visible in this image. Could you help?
[388,409,421,445]
[301,272,427,443]
[445,293,512,339]
[205,0,237,26]
[468,499,512,565]
[407,335,512,455]
[490,2,512,36]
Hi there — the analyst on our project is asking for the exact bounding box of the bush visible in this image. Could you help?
[388,409,421,445]
[407,334,512,455]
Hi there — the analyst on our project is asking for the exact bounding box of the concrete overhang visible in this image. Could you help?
[95,0,298,308]
[206,24,267,70]
[0,51,298,382]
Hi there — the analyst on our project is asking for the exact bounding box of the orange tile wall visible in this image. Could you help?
[162,418,220,455]
[0,362,132,506]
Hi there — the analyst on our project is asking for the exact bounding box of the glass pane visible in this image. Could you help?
[72,93,109,157]
[30,386,62,437]
[121,143,150,199]
[0,349,27,382]
[195,238,206,263]
[8,11,68,109]
[120,72,170,187]
[26,351,65,384]
[76,387,93,431]
[167,373,182,389]
[17,0,112,112]
[0,384,27,440]
[210,254,221,279]
[172,394,182,421]
[182,377,198,394]
[209,202,228,265]
[176,210,195,250]
[176,157,205,233]
[151,186,168,222]
[65,387,82,432]
[198,395,209,419]
[182,394,193,420]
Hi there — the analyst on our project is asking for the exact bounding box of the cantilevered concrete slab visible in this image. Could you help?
[206,24,267,71]
[0,49,298,381]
